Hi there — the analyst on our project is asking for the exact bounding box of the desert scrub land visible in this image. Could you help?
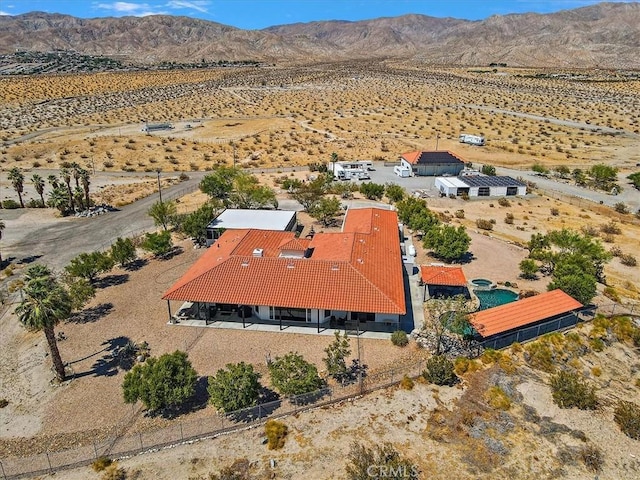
[1,63,639,176]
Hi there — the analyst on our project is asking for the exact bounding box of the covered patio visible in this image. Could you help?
[419,265,469,301]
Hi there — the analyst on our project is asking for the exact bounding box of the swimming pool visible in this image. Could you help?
[474,288,519,310]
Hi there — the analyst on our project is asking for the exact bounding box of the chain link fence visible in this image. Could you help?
[0,358,426,480]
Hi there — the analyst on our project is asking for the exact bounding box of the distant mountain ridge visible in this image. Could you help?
[0,2,639,68]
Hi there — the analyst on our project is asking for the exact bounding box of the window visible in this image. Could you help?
[270,307,309,322]
[352,312,375,323]
[478,187,490,196]
[506,186,518,196]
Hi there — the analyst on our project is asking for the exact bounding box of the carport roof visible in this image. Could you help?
[420,265,467,286]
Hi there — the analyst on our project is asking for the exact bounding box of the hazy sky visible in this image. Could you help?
[0,1,636,29]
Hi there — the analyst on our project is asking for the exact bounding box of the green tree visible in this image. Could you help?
[65,277,95,311]
[148,200,177,231]
[110,237,137,267]
[384,183,405,204]
[627,172,640,190]
[31,174,46,207]
[141,231,173,257]
[346,442,419,480]
[122,350,198,413]
[554,165,571,179]
[8,167,25,208]
[423,355,457,386]
[59,167,75,212]
[228,173,277,209]
[481,164,496,176]
[65,251,114,284]
[207,362,262,413]
[396,197,440,234]
[47,186,71,215]
[588,163,618,191]
[310,196,341,227]
[359,182,385,200]
[519,258,539,280]
[423,224,470,262]
[200,166,240,203]
[15,265,72,382]
[572,168,587,186]
[289,176,326,212]
[532,163,549,176]
[424,295,470,355]
[323,331,351,383]
[268,352,324,396]
[178,201,222,245]
[548,273,597,306]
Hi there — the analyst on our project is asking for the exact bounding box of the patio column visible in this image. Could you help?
[317,311,320,334]
[166,300,172,323]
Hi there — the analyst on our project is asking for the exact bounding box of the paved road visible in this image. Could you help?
[2,172,206,270]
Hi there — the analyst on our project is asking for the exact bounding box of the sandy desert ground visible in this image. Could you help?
[0,63,639,479]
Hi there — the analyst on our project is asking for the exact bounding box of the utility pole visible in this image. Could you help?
[435,132,440,151]
[156,169,163,205]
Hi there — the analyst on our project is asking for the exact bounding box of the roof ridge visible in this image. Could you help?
[348,262,406,312]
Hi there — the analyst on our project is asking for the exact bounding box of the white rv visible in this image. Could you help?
[459,134,485,146]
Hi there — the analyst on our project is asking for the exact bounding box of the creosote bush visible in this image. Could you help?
[613,400,640,440]
[265,419,288,450]
[549,370,597,410]
[391,330,409,347]
[423,355,456,386]
[580,445,604,473]
[400,375,414,390]
[476,218,493,230]
[92,456,113,472]
[485,386,511,410]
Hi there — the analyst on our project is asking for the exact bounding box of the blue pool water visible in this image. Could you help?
[474,288,519,310]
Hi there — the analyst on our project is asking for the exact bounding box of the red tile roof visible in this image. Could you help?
[401,150,466,165]
[163,208,406,315]
[420,265,467,286]
[469,289,583,338]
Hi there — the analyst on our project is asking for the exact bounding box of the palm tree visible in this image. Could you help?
[47,174,59,190]
[59,168,74,212]
[32,174,46,207]
[47,187,70,215]
[71,162,82,190]
[8,167,25,208]
[15,265,72,382]
[80,169,91,209]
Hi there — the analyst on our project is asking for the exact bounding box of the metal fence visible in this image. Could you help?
[0,360,426,480]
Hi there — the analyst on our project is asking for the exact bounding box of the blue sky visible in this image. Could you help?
[0,1,636,29]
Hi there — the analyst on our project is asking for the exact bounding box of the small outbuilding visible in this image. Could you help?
[400,151,465,177]
[435,175,527,197]
[206,209,297,246]
[469,289,583,349]
[420,265,469,300]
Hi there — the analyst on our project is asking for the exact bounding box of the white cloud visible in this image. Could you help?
[165,1,210,13]
[96,2,169,16]
[0,11,11,16]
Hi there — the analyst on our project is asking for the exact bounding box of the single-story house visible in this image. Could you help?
[469,289,583,349]
[205,209,297,246]
[435,175,527,197]
[400,151,465,177]
[420,265,469,300]
[164,208,406,332]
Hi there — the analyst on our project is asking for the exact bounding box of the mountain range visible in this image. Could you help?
[0,2,639,68]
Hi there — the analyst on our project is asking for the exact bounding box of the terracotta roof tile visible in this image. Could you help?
[469,289,583,338]
[420,266,467,286]
[163,208,406,315]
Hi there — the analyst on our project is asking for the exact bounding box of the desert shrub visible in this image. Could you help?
[345,442,418,480]
[580,445,604,472]
[92,456,113,472]
[603,286,620,302]
[550,370,597,410]
[454,209,465,219]
[2,199,20,209]
[265,419,288,450]
[391,330,409,347]
[497,197,511,207]
[480,348,502,365]
[600,220,621,235]
[423,355,456,386]
[609,246,623,257]
[485,386,511,410]
[504,213,514,224]
[524,341,555,372]
[614,400,640,440]
[476,218,493,230]
[101,464,126,480]
[620,254,637,267]
[580,225,599,237]
[550,207,560,216]
[589,337,605,352]
[591,366,602,377]
[613,202,629,214]
[400,375,414,390]
[0,399,8,408]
